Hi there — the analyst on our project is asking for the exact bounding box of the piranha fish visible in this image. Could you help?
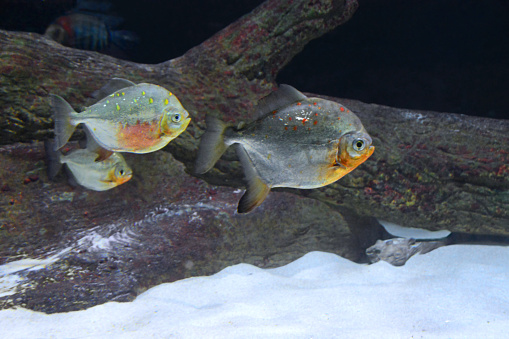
[45,128,133,191]
[51,78,191,153]
[195,85,375,213]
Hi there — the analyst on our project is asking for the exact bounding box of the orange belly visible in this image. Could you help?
[116,120,162,151]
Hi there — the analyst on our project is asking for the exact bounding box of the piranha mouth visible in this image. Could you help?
[334,160,348,169]
[117,173,133,184]
[182,117,191,129]
[338,145,375,167]
[103,169,133,185]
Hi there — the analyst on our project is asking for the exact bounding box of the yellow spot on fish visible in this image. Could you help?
[134,99,137,103]
[116,103,120,111]
[116,93,120,97]
[267,153,272,160]
[106,100,110,104]
[169,92,173,96]
[122,92,125,96]
[149,98,154,104]
[142,91,146,96]
[164,98,169,105]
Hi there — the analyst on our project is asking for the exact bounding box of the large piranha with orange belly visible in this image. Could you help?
[50,78,191,153]
[195,85,375,213]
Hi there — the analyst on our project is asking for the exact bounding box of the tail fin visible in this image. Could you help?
[195,116,230,174]
[50,94,77,151]
[44,139,63,180]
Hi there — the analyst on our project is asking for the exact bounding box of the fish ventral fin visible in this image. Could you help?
[50,94,77,151]
[44,139,63,180]
[254,84,308,119]
[92,78,136,100]
[82,126,113,161]
[235,144,271,213]
[194,115,229,174]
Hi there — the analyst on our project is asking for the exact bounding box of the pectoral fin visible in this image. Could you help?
[235,144,270,213]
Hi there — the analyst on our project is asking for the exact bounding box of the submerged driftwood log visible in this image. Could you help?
[0,0,508,313]
[0,0,358,143]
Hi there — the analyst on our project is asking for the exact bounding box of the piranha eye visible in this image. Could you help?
[172,113,182,123]
[352,138,366,151]
[116,166,130,178]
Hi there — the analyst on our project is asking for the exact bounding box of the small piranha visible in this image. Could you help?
[45,12,139,52]
[50,78,191,153]
[195,85,375,213]
[45,127,133,191]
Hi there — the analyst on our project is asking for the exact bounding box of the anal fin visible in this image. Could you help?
[235,144,270,213]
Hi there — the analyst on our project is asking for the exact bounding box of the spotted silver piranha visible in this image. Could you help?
[51,78,191,153]
[195,85,375,213]
[45,128,133,191]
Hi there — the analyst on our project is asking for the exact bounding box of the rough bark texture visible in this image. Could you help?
[0,0,508,313]
[0,0,358,143]
[308,97,509,235]
[0,144,359,313]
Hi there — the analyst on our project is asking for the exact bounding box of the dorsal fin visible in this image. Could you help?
[92,78,136,100]
[254,84,308,118]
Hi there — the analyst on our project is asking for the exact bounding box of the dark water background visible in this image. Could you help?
[1,0,508,119]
